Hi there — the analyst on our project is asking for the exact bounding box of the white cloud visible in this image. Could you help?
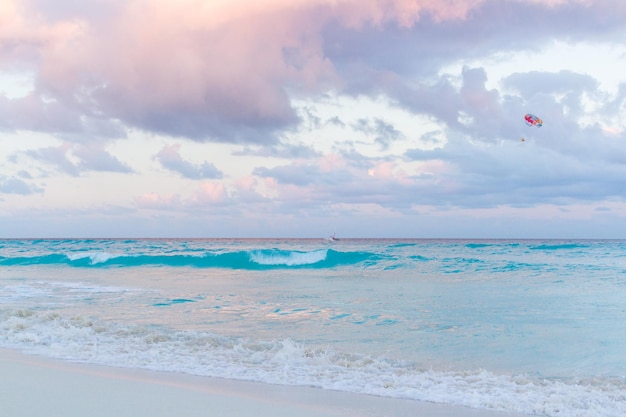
[2,0,626,237]
[0,70,34,99]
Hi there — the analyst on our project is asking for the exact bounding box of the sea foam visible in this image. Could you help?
[1,309,624,417]
[3,238,626,417]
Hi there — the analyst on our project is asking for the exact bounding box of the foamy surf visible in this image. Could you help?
[2,238,626,416]
[1,309,624,417]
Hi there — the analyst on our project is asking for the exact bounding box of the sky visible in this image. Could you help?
[2,0,626,238]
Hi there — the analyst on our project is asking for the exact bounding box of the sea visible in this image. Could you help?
[1,238,625,416]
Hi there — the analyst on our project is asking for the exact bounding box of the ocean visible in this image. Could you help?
[1,238,625,416]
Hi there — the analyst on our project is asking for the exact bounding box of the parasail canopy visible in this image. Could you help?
[524,113,543,127]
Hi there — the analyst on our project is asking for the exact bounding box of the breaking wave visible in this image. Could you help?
[0,248,378,270]
[2,309,625,417]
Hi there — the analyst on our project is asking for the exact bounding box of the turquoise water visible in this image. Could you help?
[1,239,625,416]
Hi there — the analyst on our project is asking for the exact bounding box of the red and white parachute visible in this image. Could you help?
[524,113,543,127]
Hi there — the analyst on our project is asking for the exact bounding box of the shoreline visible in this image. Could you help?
[0,348,529,417]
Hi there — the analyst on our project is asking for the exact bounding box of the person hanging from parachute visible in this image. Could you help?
[520,113,542,142]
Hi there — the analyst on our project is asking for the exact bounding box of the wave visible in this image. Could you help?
[2,309,624,417]
[529,243,590,251]
[153,298,197,307]
[0,248,378,270]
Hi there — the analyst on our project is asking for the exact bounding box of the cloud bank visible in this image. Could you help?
[2,0,626,237]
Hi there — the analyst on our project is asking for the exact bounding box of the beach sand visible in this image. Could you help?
[0,349,528,417]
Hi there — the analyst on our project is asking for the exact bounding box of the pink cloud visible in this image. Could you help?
[4,0,622,146]
[135,192,180,209]
[0,1,85,68]
[367,161,410,182]
[2,0,490,141]
[328,0,485,28]
[234,175,258,192]
[193,181,228,204]
[136,183,232,212]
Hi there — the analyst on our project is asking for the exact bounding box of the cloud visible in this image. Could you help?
[74,143,133,173]
[323,1,626,129]
[155,144,223,179]
[11,0,621,143]
[25,143,81,176]
[191,182,229,205]
[404,131,626,208]
[135,192,180,210]
[3,0,626,238]
[0,176,43,194]
[352,117,404,150]
[232,142,320,159]
[25,142,131,175]
[250,153,424,211]
[254,164,323,187]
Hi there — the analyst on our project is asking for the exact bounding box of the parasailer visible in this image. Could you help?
[524,113,543,127]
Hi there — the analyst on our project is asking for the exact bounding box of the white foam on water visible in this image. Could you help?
[1,309,624,417]
[0,282,142,309]
[4,238,626,417]
[66,251,121,264]
[249,249,328,266]
[0,284,50,302]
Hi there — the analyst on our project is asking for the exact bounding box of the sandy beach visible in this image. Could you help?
[0,349,530,417]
